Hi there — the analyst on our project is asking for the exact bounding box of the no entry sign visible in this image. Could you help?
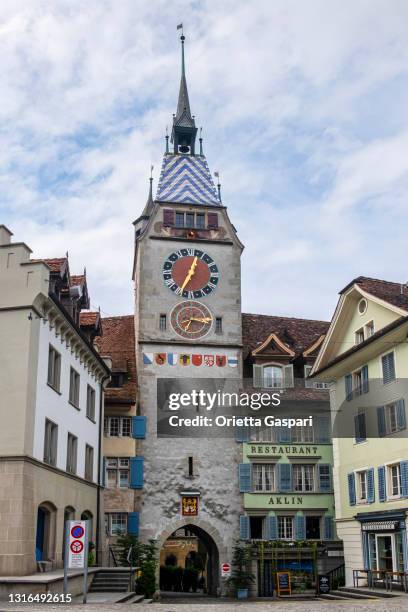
[221,562,231,577]
[68,520,87,569]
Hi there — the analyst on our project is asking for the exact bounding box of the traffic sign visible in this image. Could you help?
[67,520,87,569]
[221,562,231,577]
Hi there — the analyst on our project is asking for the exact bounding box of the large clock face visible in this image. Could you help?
[162,248,219,299]
[170,300,213,339]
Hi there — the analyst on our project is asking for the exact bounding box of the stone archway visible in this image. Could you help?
[157,518,227,596]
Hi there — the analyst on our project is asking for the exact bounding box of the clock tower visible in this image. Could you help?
[133,33,244,595]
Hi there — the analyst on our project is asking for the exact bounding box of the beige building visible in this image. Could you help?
[0,225,109,575]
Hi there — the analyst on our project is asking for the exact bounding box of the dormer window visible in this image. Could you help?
[263,365,283,388]
[253,364,294,389]
[354,321,374,345]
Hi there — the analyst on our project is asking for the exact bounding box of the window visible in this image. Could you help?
[69,368,80,407]
[185,212,194,228]
[358,298,367,314]
[85,445,94,481]
[251,427,275,442]
[278,516,293,540]
[159,314,167,331]
[353,369,363,396]
[249,516,264,539]
[106,457,130,488]
[215,317,223,334]
[293,465,314,492]
[47,345,61,391]
[106,513,127,536]
[252,464,275,492]
[291,425,314,443]
[357,470,368,503]
[44,419,58,466]
[355,328,365,345]
[386,403,398,434]
[304,365,330,389]
[107,372,126,388]
[86,385,95,421]
[319,464,331,491]
[382,352,396,384]
[263,365,283,388]
[388,463,402,498]
[196,213,205,229]
[175,212,185,227]
[305,516,321,539]
[366,321,374,338]
[188,456,194,477]
[104,417,132,437]
[66,433,78,474]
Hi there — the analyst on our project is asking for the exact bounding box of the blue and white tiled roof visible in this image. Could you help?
[156,154,221,206]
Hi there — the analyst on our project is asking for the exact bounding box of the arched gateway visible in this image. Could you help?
[157,518,226,596]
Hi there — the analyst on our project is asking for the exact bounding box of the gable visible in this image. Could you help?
[252,332,295,359]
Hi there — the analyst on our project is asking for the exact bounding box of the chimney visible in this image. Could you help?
[0,225,13,246]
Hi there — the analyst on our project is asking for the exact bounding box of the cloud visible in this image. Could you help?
[1,0,408,320]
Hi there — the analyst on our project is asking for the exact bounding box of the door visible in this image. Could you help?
[376,535,394,571]
[36,508,46,561]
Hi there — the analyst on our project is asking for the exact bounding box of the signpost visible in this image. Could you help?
[63,520,89,603]
[318,574,330,595]
[276,571,291,597]
[221,562,231,578]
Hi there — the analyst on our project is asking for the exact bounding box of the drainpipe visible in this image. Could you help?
[96,373,110,566]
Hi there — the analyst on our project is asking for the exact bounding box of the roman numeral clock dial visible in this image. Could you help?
[162,248,219,299]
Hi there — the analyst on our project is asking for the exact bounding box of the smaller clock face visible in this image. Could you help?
[162,248,219,299]
[170,300,213,339]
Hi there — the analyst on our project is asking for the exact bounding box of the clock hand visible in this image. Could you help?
[190,317,212,323]
[180,257,198,291]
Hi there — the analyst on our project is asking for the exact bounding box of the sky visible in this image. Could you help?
[1,0,408,321]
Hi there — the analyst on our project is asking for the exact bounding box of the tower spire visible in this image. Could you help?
[172,25,197,154]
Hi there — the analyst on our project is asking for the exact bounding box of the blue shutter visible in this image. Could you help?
[324,516,333,541]
[402,531,408,572]
[347,472,356,506]
[279,463,292,492]
[362,532,370,570]
[354,413,366,443]
[345,374,352,401]
[382,352,396,384]
[240,515,250,540]
[127,512,139,536]
[378,466,386,502]
[397,399,406,430]
[377,407,386,437]
[239,463,251,493]
[102,457,106,487]
[295,515,306,540]
[130,457,144,489]
[361,365,369,393]
[367,468,375,503]
[318,464,332,492]
[278,426,291,443]
[314,416,330,443]
[265,515,278,541]
[132,416,146,439]
[400,461,408,498]
[235,426,250,442]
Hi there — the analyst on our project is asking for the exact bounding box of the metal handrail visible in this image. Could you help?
[127,546,134,592]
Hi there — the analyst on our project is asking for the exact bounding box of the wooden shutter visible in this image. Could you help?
[163,209,175,225]
[382,352,396,384]
[324,516,333,541]
[101,457,106,487]
[295,515,306,540]
[235,426,250,442]
[278,426,291,443]
[265,515,278,541]
[377,406,386,437]
[400,461,408,498]
[318,464,332,492]
[378,466,386,502]
[361,365,369,393]
[354,413,366,443]
[283,364,294,388]
[127,512,140,536]
[207,212,218,229]
[347,472,356,506]
[278,463,292,492]
[304,365,313,388]
[253,364,263,388]
[367,468,375,503]
[315,415,330,443]
[397,399,406,430]
[239,463,251,493]
[345,374,352,401]
[130,456,144,489]
[239,515,250,540]
[132,416,147,439]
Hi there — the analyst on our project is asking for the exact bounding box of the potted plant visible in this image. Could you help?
[227,542,255,599]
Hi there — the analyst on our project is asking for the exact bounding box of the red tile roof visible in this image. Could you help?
[242,313,329,358]
[71,274,85,286]
[79,311,100,327]
[31,257,68,273]
[342,276,408,312]
[95,316,136,403]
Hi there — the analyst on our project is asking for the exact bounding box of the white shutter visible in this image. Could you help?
[283,364,294,388]
[253,364,263,388]
[304,365,313,388]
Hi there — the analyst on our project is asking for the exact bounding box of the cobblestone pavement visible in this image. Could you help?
[2,595,408,612]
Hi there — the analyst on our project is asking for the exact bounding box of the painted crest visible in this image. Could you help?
[192,354,203,366]
[143,353,153,365]
[204,355,214,367]
[167,353,178,366]
[179,354,191,366]
[216,355,227,367]
[155,353,167,365]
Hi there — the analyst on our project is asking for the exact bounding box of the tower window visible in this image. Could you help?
[196,214,205,229]
[175,212,184,228]
[188,456,194,477]
[159,314,167,331]
[215,317,223,334]
[186,213,194,228]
